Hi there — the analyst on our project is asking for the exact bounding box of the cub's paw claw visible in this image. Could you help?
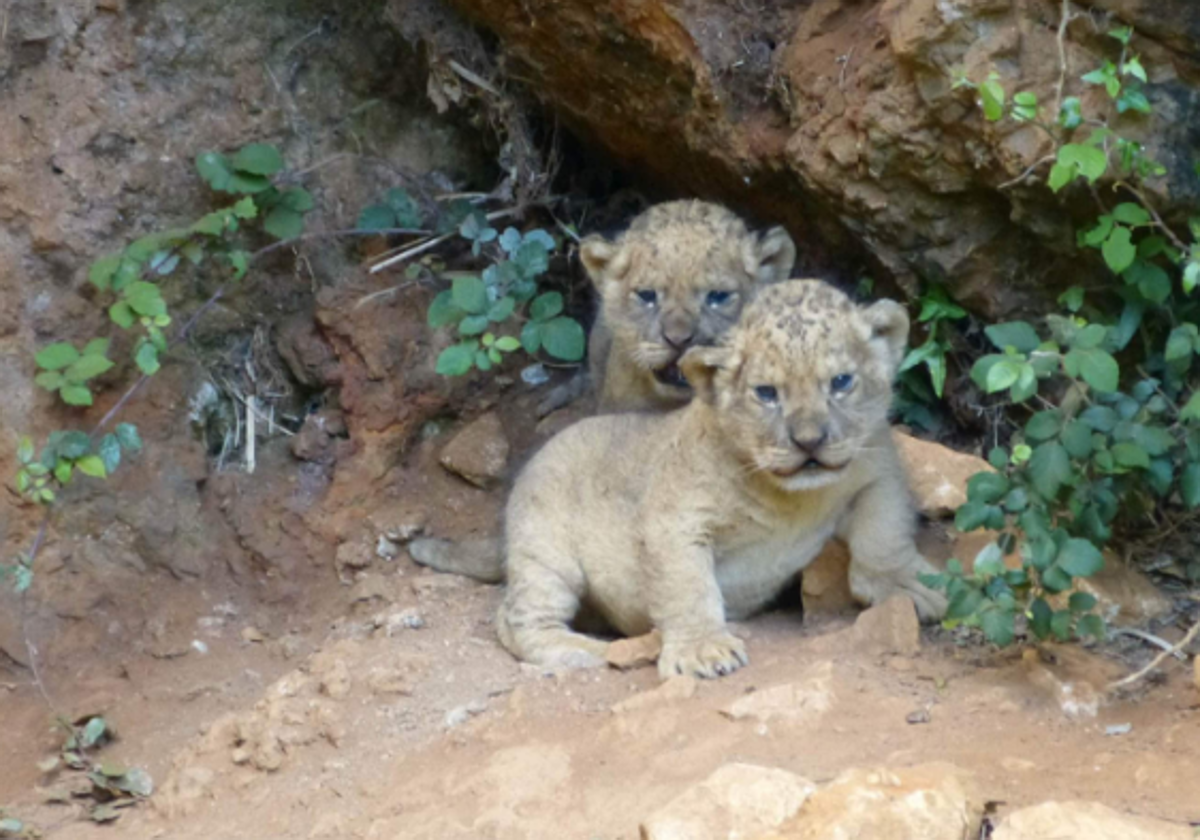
[658,634,748,680]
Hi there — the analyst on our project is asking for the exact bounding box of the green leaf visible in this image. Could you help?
[1181,392,1200,422]
[946,587,984,621]
[984,358,1022,393]
[35,371,64,391]
[1061,420,1094,459]
[1184,261,1200,295]
[530,291,564,322]
[1058,97,1082,130]
[451,276,488,315]
[1082,216,1114,248]
[1102,226,1136,274]
[60,385,94,406]
[539,317,585,362]
[1112,203,1150,226]
[84,337,111,357]
[232,196,259,219]
[358,204,396,232]
[264,207,304,240]
[474,350,492,372]
[494,336,521,353]
[1108,25,1133,45]
[195,151,233,190]
[88,255,121,291]
[1080,405,1118,432]
[80,716,109,749]
[427,290,463,328]
[973,542,1006,578]
[1067,348,1120,393]
[115,423,143,452]
[1124,260,1171,304]
[109,301,135,330]
[385,189,421,227]
[488,347,502,365]
[980,607,1015,646]
[1049,608,1073,640]
[1076,613,1106,642]
[458,314,490,336]
[1028,442,1071,499]
[17,436,34,464]
[1029,597,1053,639]
[1057,538,1104,578]
[65,354,114,384]
[1111,441,1149,469]
[1117,88,1151,115]
[1055,143,1109,187]
[1058,286,1085,313]
[1011,91,1038,122]
[1068,592,1097,613]
[1132,424,1174,457]
[514,240,550,278]
[226,172,271,194]
[35,342,81,371]
[498,227,522,254]
[98,434,121,474]
[436,343,476,376]
[135,341,160,375]
[58,431,91,459]
[967,472,1009,504]
[1024,410,1062,442]
[954,500,992,532]
[520,321,542,354]
[232,142,284,176]
[1180,463,1200,508]
[279,187,314,212]
[228,250,249,280]
[125,281,166,318]
[984,321,1041,354]
[76,455,107,478]
[979,79,1005,121]
[487,296,516,322]
[1072,324,1108,350]
[1165,325,1197,363]
[55,459,72,484]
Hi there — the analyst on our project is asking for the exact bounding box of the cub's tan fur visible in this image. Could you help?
[498,280,947,678]
[568,200,795,413]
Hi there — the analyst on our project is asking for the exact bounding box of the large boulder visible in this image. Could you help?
[435,0,1200,314]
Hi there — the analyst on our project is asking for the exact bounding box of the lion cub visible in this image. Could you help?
[498,280,948,679]
[538,200,795,416]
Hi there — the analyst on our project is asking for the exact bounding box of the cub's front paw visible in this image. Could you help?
[658,633,748,680]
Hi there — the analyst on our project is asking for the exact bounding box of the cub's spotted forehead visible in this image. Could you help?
[735,280,858,347]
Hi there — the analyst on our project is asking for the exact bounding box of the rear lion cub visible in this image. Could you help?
[498,279,947,679]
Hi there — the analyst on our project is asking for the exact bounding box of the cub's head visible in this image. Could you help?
[580,201,795,398]
[681,280,909,492]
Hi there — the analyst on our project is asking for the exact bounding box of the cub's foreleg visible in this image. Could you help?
[839,467,948,621]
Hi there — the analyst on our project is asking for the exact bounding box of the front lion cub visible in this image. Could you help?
[498,279,947,678]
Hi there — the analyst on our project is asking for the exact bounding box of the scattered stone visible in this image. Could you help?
[887,656,915,673]
[641,764,817,840]
[893,432,993,518]
[335,540,373,584]
[1105,723,1132,736]
[408,537,504,583]
[385,608,426,634]
[366,667,413,696]
[443,699,487,729]
[606,631,662,670]
[1067,554,1172,624]
[992,801,1193,839]
[376,535,401,560]
[438,412,510,488]
[314,659,352,700]
[349,575,395,607]
[1021,649,1101,720]
[191,640,209,655]
[411,574,468,598]
[723,661,834,726]
[800,541,856,616]
[765,763,980,840]
[906,708,931,725]
[240,627,265,644]
[851,594,920,656]
[612,676,696,714]
[1000,757,1036,773]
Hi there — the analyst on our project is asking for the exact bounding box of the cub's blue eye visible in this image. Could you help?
[754,385,779,404]
[705,290,733,307]
[831,373,855,393]
[636,289,658,305]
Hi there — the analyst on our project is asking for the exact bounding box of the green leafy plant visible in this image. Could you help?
[894,286,967,431]
[926,29,1200,645]
[427,216,585,375]
[358,188,423,232]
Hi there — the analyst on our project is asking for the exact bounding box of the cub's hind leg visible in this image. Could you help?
[496,550,608,670]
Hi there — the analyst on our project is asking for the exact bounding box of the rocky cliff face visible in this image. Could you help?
[439,0,1200,315]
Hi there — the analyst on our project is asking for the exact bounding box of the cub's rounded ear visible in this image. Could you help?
[579,235,631,290]
[862,299,910,372]
[743,226,796,286]
[679,345,735,405]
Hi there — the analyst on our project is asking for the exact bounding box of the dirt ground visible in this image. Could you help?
[2,405,1198,839]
